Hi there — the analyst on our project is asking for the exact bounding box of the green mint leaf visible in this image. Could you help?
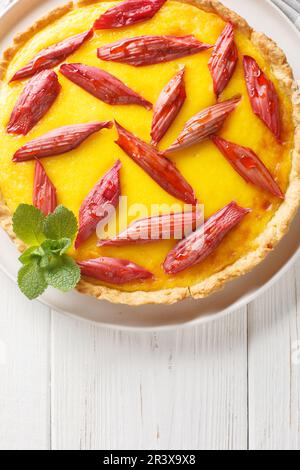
[18,261,48,300]
[38,239,72,269]
[44,255,81,292]
[57,238,72,255]
[13,204,45,245]
[14,205,79,300]
[39,254,53,269]
[41,238,72,256]
[43,206,78,241]
[19,246,43,265]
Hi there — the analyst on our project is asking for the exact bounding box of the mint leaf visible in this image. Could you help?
[18,261,48,300]
[41,238,71,256]
[43,206,78,241]
[13,204,81,300]
[19,246,43,264]
[37,239,72,269]
[19,239,71,267]
[13,204,45,245]
[44,255,80,292]
[40,254,52,269]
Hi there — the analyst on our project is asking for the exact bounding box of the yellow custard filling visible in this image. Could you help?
[0,1,294,292]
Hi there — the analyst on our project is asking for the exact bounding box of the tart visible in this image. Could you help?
[0,0,300,305]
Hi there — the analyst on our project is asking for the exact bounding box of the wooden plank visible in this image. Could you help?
[50,307,248,450]
[0,0,50,452]
[248,263,300,450]
[0,270,51,450]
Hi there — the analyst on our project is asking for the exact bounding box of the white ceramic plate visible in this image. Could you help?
[0,0,300,330]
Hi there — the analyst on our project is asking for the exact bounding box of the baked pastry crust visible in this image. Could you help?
[0,0,300,306]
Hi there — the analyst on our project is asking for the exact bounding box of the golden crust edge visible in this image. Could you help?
[0,0,299,306]
[0,3,74,81]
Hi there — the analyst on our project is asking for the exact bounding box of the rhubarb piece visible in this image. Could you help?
[7,70,61,135]
[115,121,196,204]
[165,95,241,153]
[98,210,202,246]
[212,136,284,198]
[151,68,186,146]
[243,55,281,141]
[94,0,166,29]
[78,257,154,284]
[13,121,112,162]
[97,35,212,66]
[60,63,152,109]
[75,160,121,249]
[163,201,250,274]
[10,29,93,82]
[208,23,238,97]
[33,160,57,216]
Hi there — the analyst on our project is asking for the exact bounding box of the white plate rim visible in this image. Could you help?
[0,0,300,331]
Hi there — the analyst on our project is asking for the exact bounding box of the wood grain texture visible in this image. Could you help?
[0,270,50,450]
[50,307,248,450]
[248,261,300,450]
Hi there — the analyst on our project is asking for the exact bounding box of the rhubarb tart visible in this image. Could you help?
[0,0,299,305]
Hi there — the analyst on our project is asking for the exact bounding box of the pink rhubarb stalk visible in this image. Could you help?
[94,0,166,29]
[60,63,152,109]
[78,257,154,284]
[33,160,57,216]
[97,35,212,67]
[13,121,112,162]
[75,160,122,248]
[10,29,93,81]
[243,55,281,141]
[208,23,238,97]
[163,201,250,274]
[165,95,241,153]
[7,70,61,135]
[212,135,284,198]
[115,121,197,204]
[98,210,202,246]
[151,67,186,146]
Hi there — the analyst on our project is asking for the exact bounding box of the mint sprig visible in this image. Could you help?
[13,204,45,245]
[43,205,78,240]
[13,204,81,300]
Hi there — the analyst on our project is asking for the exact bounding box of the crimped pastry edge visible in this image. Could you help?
[0,0,299,306]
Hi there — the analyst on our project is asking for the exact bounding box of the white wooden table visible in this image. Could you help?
[0,0,300,451]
